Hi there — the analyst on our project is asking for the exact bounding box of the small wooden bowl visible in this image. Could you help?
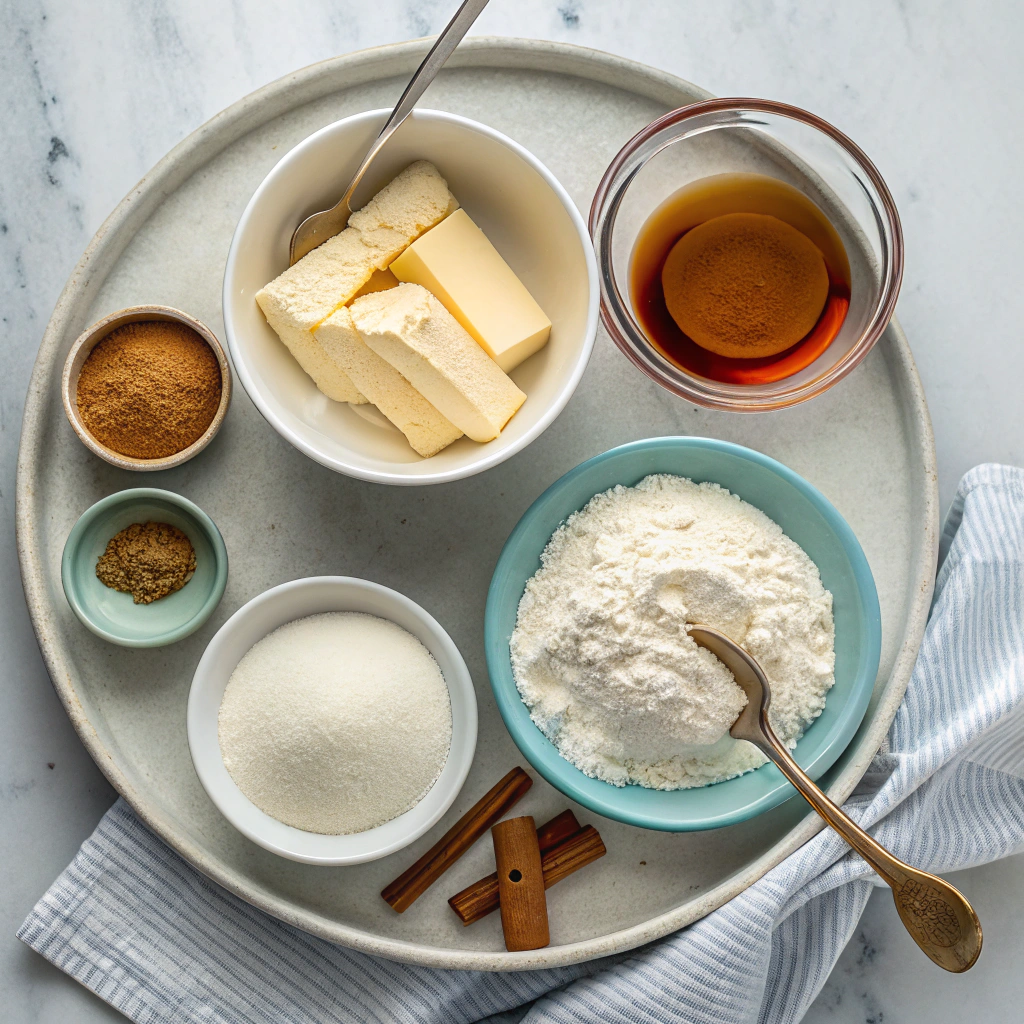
[62,305,232,471]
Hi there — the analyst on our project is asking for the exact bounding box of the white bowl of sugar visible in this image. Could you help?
[187,576,478,865]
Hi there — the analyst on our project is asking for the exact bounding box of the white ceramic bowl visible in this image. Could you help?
[223,108,599,485]
[187,576,478,865]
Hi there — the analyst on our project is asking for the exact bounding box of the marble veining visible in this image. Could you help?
[3,2,1024,1022]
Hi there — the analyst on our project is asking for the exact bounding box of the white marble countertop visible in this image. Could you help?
[3,1,1023,1020]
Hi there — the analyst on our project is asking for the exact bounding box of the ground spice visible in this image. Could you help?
[95,521,196,604]
[77,320,221,459]
[660,212,830,360]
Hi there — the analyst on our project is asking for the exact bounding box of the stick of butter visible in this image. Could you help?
[350,283,526,443]
[314,307,463,459]
[255,161,459,403]
[389,208,551,373]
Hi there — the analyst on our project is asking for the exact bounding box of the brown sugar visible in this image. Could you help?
[95,521,196,604]
[77,320,222,459]
[660,212,830,360]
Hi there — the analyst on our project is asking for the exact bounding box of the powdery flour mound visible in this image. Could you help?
[219,612,451,834]
[510,474,835,789]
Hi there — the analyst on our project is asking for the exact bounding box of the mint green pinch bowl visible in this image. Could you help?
[62,488,228,647]
[485,437,881,832]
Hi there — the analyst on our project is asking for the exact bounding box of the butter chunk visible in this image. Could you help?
[262,315,365,404]
[254,161,458,403]
[315,307,463,458]
[349,159,460,260]
[390,209,551,372]
[351,284,526,443]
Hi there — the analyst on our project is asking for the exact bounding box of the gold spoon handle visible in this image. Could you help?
[687,623,983,973]
[747,717,982,972]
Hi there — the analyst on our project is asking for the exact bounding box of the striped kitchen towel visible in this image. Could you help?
[19,463,1024,1024]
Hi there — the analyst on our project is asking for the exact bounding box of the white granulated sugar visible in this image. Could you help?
[219,611,451,834]
[510,474,835,788]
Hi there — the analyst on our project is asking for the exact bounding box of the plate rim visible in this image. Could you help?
[15,36,939,971]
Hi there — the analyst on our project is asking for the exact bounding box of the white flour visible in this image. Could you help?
[219,612,451,834]
[510,474,835,788]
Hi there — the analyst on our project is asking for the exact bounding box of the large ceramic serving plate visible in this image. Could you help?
[16,38,937,970]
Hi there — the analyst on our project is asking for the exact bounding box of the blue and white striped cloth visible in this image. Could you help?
[20,464,1024,1023]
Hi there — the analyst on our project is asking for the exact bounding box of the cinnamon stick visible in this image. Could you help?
[492,816,549,951]
[534,809,582,851]
[445,810,580,925]
[449,822,606,925]
[541,825,606,887]
[381,766,532,912]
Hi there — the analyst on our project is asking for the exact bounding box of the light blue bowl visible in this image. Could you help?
[485,437,881,831]
[62,488,228,648]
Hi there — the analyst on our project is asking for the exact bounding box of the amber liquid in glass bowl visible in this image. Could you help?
[629,173,851,385]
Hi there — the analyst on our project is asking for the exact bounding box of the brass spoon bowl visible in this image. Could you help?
[688,624,982,973]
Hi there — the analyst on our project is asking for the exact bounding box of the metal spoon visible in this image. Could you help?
[688,624,982,973]
[289,0,491,265]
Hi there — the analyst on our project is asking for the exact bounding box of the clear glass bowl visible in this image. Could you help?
[589,99,903,411]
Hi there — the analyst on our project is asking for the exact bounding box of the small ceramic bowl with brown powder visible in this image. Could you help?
[62,487,228,647]
[62,306,232,469]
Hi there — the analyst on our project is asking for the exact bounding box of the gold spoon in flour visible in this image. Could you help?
[688,624,982,973]
[289,0,491,264]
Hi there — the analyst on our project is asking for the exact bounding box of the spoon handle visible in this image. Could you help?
[688,623,982,973]
[749,718,982,973]
[339,0,491,214]
[289,0,490,263]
